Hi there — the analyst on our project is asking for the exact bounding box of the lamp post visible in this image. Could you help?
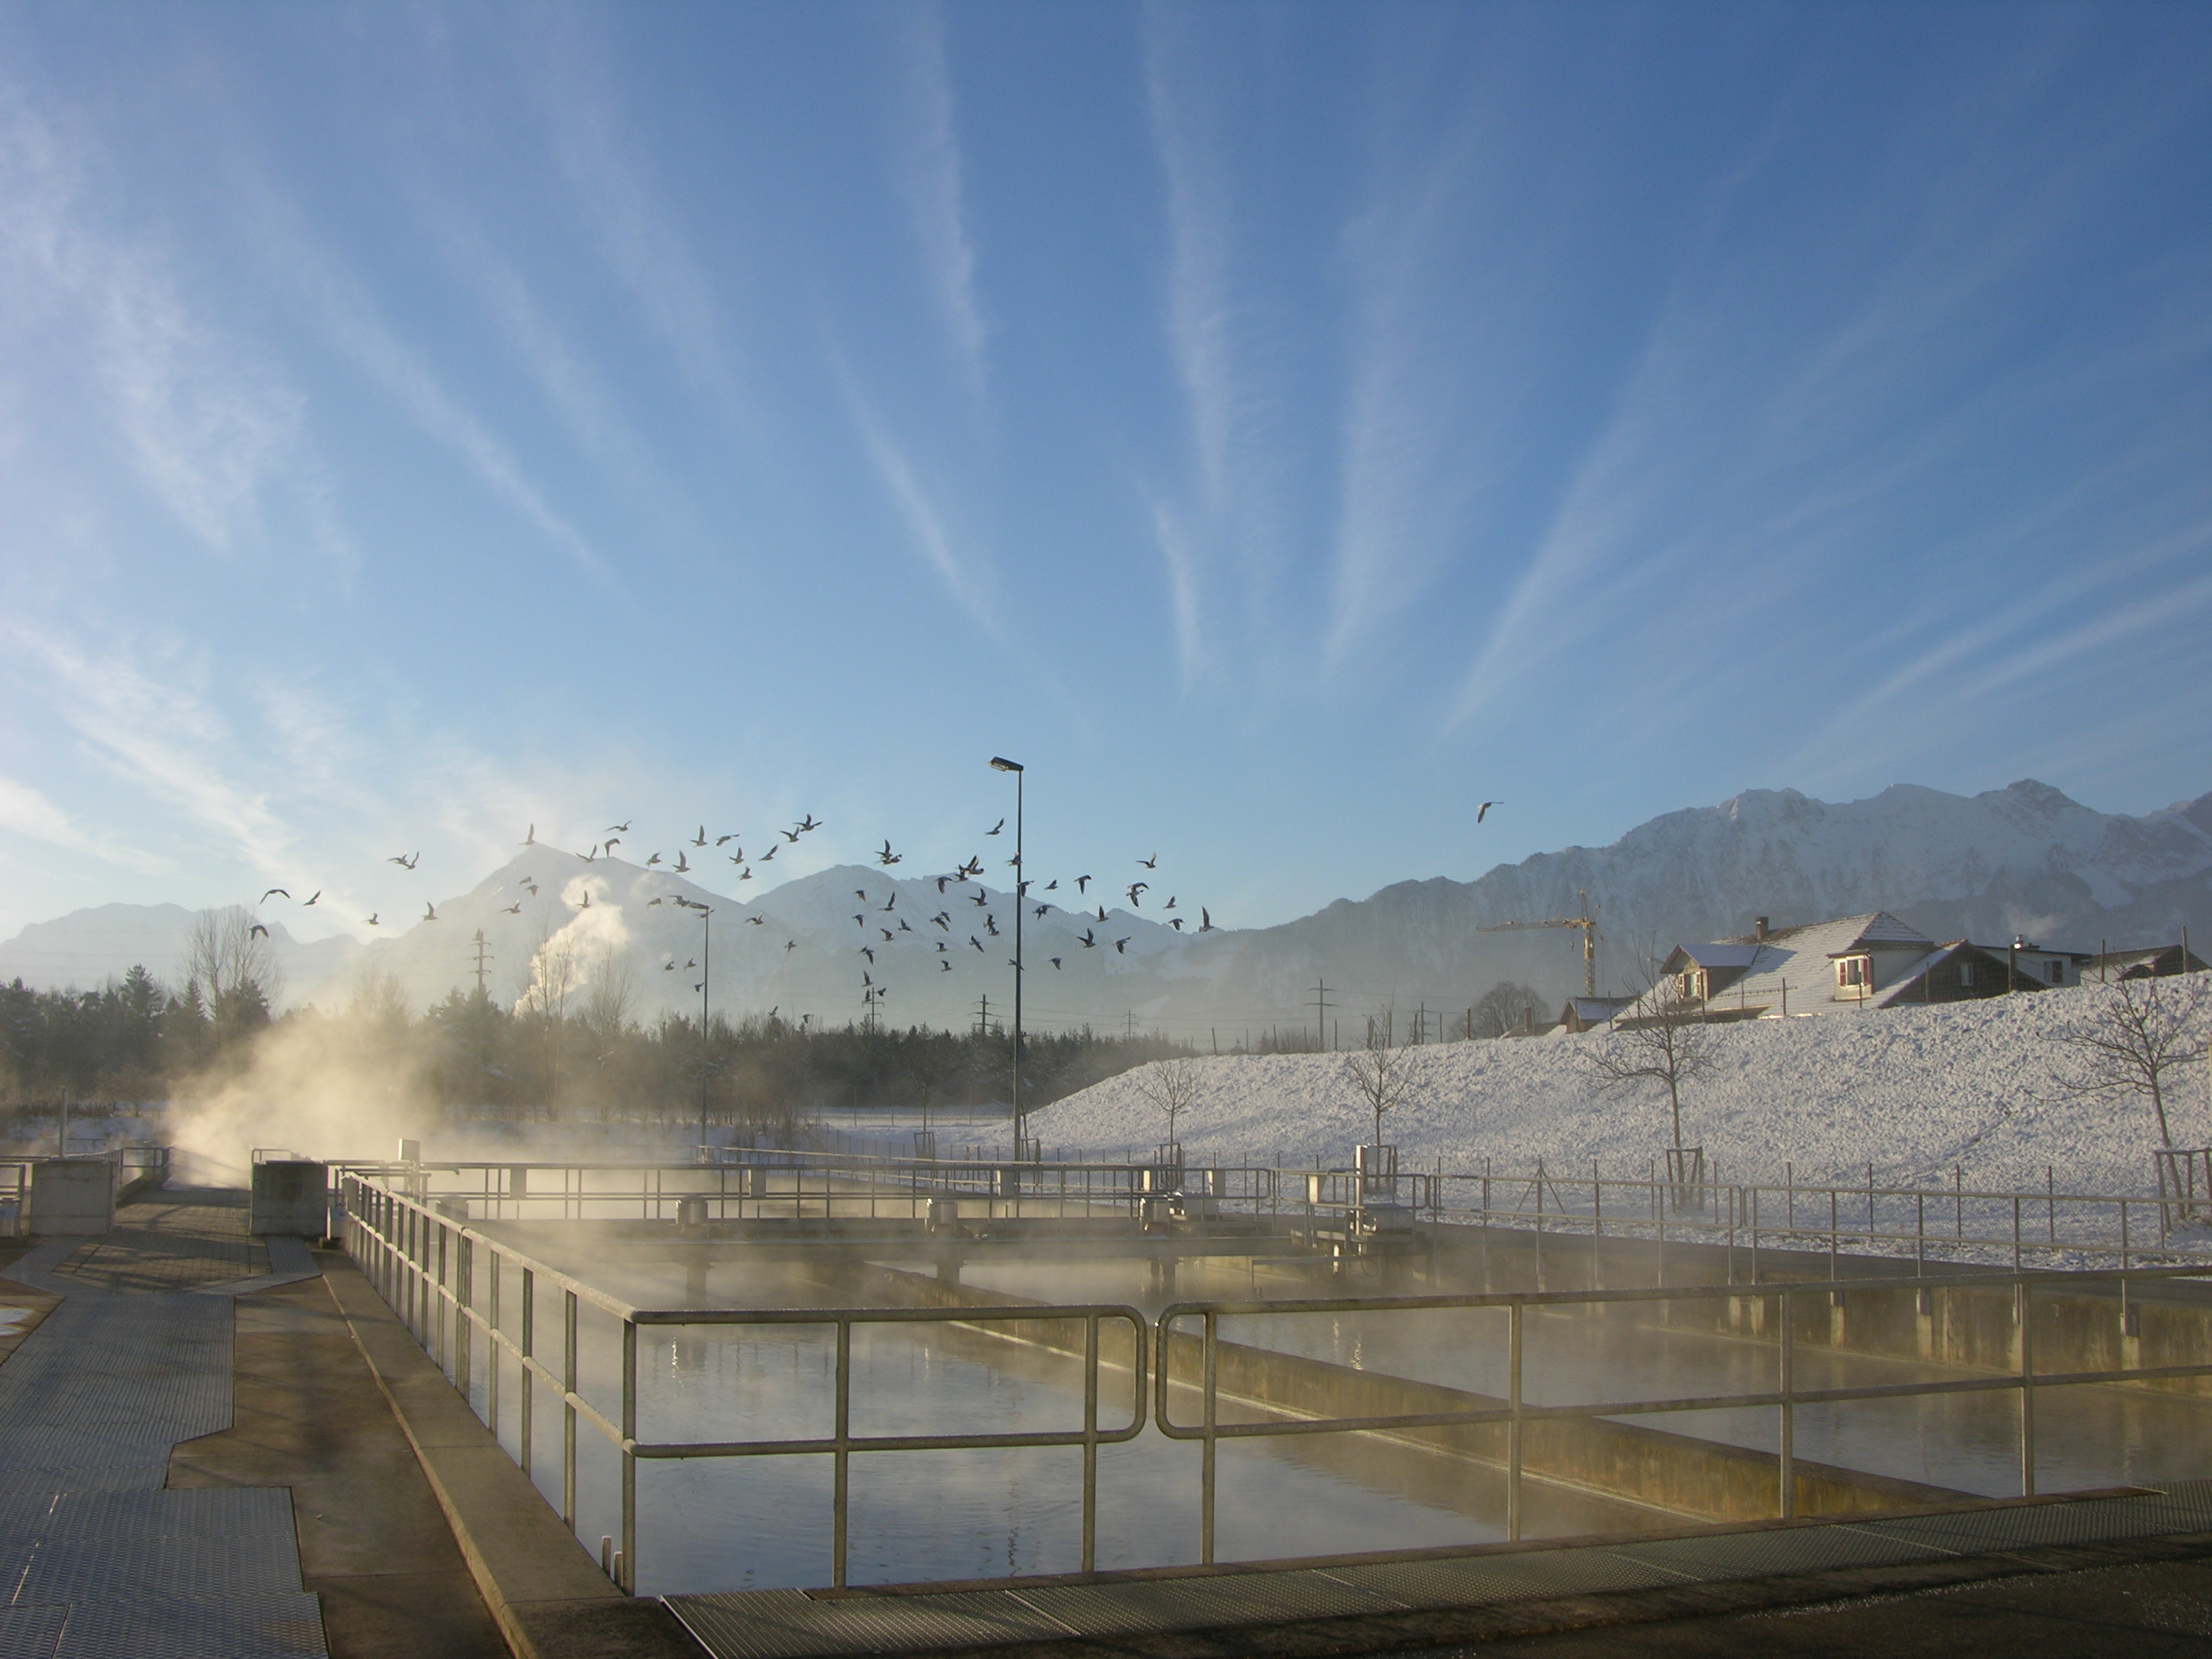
[693,903,713,1160]
[989,756,1025,1158]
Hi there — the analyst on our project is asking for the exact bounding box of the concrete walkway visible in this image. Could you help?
[0,1189,323,1656]
[0,1189,508,1658]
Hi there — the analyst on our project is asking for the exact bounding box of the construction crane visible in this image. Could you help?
[1476,888,1602,998]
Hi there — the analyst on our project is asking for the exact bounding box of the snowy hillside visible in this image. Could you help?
[1033,976,2212,1200]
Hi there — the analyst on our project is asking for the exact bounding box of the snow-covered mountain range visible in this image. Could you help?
[4,779,2206,1033]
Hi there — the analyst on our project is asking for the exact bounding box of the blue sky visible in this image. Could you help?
[2,2,2209,944]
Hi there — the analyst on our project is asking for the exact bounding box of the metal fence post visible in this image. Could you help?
[562,1290,578,1530]
[1778,1287,1795,1519]
[833,1318,851,1589]
[2018,1279,2036,1497]
[488,1251,500,1443]
[1507,1300,1524,1542]
[1202,1311,1218,1565]
[621,1317,637,1594]
[520,1269,535,1476]
[1082,1314,1099,1574]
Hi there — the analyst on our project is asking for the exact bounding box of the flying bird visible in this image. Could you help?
[1033,905,1048,918]
[304,891,320,906]
[1200,907,1214,932]
[581,845,599,862]
[648,897,663,907]
[958,857,983,880]
[365,914,379,926]
[1138,853,1157,869]
[603,837,621,853]
[1044,880,1057,892]
[861,947,875,963]
[1075,876,1092,894]
[646,852,661,867]
[878,840,901,866]
[880,893,897,911]
[1477,800,1501,823]
[260,888,289,903]
[504,903,523,914]
[523,882,539,897]
[985,915,999,936]
[1171,918,1185,931]
[972,890,989,907]
[939,960,951,972]
[747,914,765,926]
[986,818,1004,836]
[880,928,895,943]
[1126,882,1148,906]
[935,876,952,894]
[932,912,951,930]
[685,959,697,969]
[1050,958,1062,969]
[523,824,536,846]
[388,852,417,869]
[970,936,985,951]
[691,825,708,847]
[1097,905,1107,921]
[673,851,690,873]
[1079,929,1096,949]
[1115,937,1130,954]
[785,940,798,952]
[1164,897,1176,910]
[664,962,676,972]
[853,914,865,927]
[796,814,822,833]
[249,922,269,939]
[759,844,777,861]
[607,821,631,834]
[580,893,591,908]
[898,919,913,932]
[937,941,948,953]
[781,828,801,843]
[716,834,737,845]
[855,888,869,901]
[423,903,438,921]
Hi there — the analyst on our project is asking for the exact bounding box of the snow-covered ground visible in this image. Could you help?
[1035,977,2212,1200]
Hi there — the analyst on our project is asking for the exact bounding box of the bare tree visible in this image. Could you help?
[2053,973,2209,1148]
[582,945,637,1047]
[520,925,578,1118]
[184,905,283,1013]
[1471,980,1547,1039]
[1128,1057,1201,1154]
[1587,964,1710,1152]
[1344,1014,1411,1149]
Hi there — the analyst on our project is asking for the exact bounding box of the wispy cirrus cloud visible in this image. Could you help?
[531,24,748,428]
[0,771,167,875]
[892,3,989,401]
[241,181,607,579]
[844,382,1002,640]
[0,94,312,555]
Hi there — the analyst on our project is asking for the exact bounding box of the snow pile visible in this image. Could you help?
[1034,977,2212,1197]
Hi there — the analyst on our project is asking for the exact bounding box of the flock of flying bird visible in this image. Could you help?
[249,810,1227,1017]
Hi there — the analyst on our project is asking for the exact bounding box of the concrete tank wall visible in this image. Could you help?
[28,1159,113,1236]
[251,1160,329,1237]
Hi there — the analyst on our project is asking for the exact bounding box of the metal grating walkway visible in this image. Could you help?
[666,1481,2212,1659]
[0,1193,327,1656]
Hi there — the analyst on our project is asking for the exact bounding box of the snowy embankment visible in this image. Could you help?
[1035,978,2212,1199]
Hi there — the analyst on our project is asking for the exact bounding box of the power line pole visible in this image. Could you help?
[975,993,990,1040]
[469,930,493,996]
[1309,979,1333,1054]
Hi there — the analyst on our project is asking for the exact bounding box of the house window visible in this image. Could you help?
[1837,957,1868,988]
[2047,960,2064,985]
[1958,961,1976,988]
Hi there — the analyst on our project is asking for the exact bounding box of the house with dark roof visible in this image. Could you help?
[1621,913,2051,1023]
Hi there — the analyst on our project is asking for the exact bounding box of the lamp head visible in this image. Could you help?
[989,757,1024,773]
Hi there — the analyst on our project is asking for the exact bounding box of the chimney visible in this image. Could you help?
[1755,916,1769,941]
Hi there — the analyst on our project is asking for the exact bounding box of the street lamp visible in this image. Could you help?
[989,756,1025,1158]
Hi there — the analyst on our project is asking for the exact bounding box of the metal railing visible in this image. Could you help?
[341,1173,1147,1593]
[1158,1263,2212,1563]
[343,1165,2212,1593]
[337,1150,2212,1277]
